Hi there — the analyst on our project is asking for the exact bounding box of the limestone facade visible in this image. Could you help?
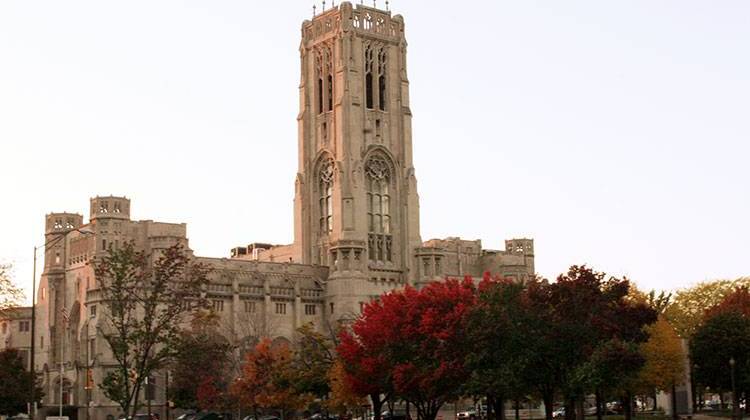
[0,306,32,369]
[33,3,534,419]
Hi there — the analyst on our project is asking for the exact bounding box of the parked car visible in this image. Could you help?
[606,402,622,414]
[381,411,407,420]
[177,412,197,420]
[119,414,159,420]
[193,412,227,420]
[552,407,565,419]
[456,410,478,420]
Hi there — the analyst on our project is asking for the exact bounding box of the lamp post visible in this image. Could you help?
[729,357,738,420]
[30,228,95,419]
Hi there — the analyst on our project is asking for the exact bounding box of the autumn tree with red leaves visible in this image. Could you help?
[338,278,477,420]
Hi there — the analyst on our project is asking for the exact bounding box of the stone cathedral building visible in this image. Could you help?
[33,3,534,420]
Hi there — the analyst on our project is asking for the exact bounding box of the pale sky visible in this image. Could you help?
[1,1,749,303]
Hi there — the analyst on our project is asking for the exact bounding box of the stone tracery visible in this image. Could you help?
[365,154,392,262]
[319,157,335,234]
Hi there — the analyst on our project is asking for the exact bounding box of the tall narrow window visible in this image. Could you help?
[319,159,334,234]
[327,74,333,111]
[316,52,324,114]
[275,303,287,315]
[365,45,374,109]
[366,155,392,262]
[378,48,387,111]
[244,300,256,313]
[317,78,324,114]
[365,73,373,109]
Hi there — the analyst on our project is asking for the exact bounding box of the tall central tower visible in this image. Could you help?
[293,2,421,319]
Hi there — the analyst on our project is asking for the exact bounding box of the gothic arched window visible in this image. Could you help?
[316,52,324,114]
[365,44,374,109]
[378,48,387,111]
[316,47,333,114]
[365,44,387,111]
[366,155,392,262]
[319,158,334,234]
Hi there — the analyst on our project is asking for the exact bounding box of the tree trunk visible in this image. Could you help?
[623,392,632,420]
[490,395,505,420]
[132,380,143,420]
[514,399,520,420]
[416,402,442,420]
[542,392,554,420]
[672,383,679,420]
[565,397,575,420]
[595,390,602,420]
[372,394,384,420]
[425,405,440,420]
[576,399,584,420]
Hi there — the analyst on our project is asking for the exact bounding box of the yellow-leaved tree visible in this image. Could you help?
[637,316,686,415]
[664,277,750,338]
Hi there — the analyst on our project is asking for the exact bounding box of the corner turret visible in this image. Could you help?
[90,196,131,221]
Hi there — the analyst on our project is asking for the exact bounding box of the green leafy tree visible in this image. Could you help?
[291,323,337,401]
[691,287,750,416]
[94,242,208,418]
[0,263,24,311]
[170,310,233,410]
[524,266,656,420]
[465,274,533,420]
[0,348,43,416]
[574,339,644,420]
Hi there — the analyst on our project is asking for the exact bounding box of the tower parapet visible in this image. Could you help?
[43,212,83,272]
[90,195,131,221]
[45,212,83,235]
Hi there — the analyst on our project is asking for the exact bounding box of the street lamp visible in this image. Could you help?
[30,227,94,419]
[729,357,738,420]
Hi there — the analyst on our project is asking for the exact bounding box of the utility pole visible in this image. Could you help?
[30,247,37,419]
[730,357,739,420]
[85,317,92,420]
[60,313,64,417]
